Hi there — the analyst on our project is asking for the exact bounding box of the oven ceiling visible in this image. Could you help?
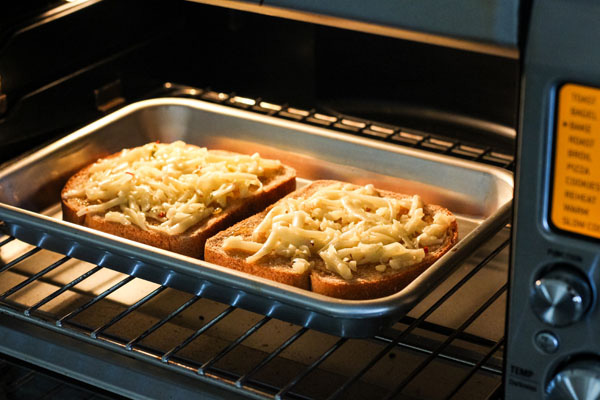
[187,0,521,58]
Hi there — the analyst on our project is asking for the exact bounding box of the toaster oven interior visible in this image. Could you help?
[0,0,519,162]
[0,1,519,399]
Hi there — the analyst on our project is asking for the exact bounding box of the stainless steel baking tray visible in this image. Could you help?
[0,98,513,337]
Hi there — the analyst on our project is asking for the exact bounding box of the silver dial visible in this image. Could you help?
[531,266,592,327]
[546,360,600,400]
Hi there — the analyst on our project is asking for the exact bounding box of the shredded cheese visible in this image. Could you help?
[223,183,455,279]
[63,141,281,234]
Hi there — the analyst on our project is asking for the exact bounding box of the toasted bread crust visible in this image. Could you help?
[205,180,459,300]
[205,207,312,289]
[61,146,296,259]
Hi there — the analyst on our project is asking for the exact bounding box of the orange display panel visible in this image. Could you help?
[552,83,600,238]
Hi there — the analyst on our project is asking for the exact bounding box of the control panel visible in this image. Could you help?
[506,1,600,399]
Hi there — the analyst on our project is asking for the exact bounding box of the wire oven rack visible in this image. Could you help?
[156,84,516,170]
[0,88,512,399]
[0,227,508,400]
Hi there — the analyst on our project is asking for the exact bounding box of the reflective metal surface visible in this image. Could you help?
[547,360,600,400]
[531,267,592,327]
[0,98,513,337]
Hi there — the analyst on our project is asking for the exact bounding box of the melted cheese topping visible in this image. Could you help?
[63,141,281,234]
[223,183,455,279]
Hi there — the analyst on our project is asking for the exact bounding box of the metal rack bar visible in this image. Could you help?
[0,256,70,300]
[383,283,507,400]
[236,327,308,388]
[161,305,236,363]
[126,294,201,350]
[373,332,502,375]
[0,247,41,274]
[275,338,348,400]
[444,337,505,400]
[198,315,271,375]
[327,238,509,400]
[392,317,499,348]
[56,276,135,327]
[90,285,167,339]
[24,265,103,316]
[181,85,515,170]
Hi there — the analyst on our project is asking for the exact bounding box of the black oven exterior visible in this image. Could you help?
[5,1,599,399]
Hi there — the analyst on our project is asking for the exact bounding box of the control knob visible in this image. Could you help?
[531,266,592,327]
[546,359,600,400]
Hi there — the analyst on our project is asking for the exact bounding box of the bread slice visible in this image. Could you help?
[61,144,296,259]
[205,180,458,300]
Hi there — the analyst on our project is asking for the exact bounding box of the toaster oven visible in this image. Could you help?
[0,0,592,399]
